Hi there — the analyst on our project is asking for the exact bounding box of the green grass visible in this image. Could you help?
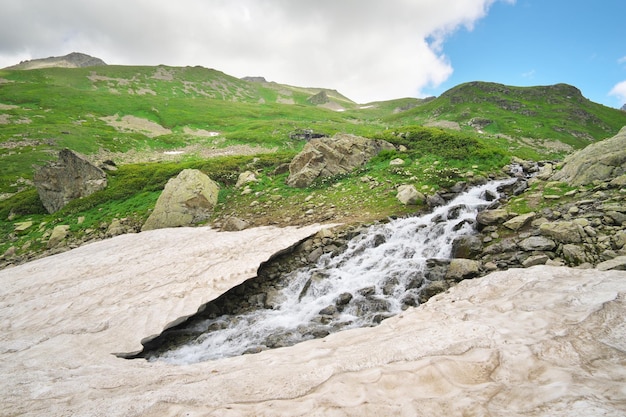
[2,65,625,262]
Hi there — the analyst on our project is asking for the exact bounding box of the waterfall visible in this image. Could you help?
[148,178,514,364]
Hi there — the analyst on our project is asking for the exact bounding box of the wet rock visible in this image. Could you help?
[451,235,483,259]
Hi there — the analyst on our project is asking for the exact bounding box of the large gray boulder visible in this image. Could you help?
[286,134,395,188]
[142,169,219,231]
[34,148,108,214]
[550,126,626,185]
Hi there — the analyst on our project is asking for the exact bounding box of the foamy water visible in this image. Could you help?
[151,179,514,364]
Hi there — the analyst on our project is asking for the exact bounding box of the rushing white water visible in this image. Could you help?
[151,179,514,364]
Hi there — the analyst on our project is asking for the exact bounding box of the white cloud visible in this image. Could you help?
[0,0,513,103]
[609,80,626,104]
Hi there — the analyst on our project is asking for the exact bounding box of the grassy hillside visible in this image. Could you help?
[387,82,626,157]
[1,65,626,264]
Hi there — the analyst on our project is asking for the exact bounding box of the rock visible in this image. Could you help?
[106,219,127,237]
[596,255,626,271]
[286,134,395,188]
[561,244,591,265]
[503,212,536,231]
[389,158,405,166]
[142,169,219,231]
[476,209,510,229]
[14,221,33,232]
[235,171,257,188]
[539,221,584,243]
[396,185,425,205]
[550,126,626,186]
[222,217,249,231]
[34,148,108,213]
[445,258,481,281]
[2,246,16,259]
[451,235,483,259]
[426,193,446,208]
[518,236,556,252]
[47,224,70,248]
[522,254,549,267]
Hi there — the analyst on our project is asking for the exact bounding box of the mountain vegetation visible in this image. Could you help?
[1,55,626,263]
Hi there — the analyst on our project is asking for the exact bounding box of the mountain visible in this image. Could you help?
[3,52,107,70]
[386,81,626,151]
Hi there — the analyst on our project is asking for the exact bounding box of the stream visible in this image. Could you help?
[144,178,515,364]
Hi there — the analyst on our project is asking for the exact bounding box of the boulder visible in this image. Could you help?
[518,236,556,252]
[476,209,510,229]
[451,235,483,259]
[396,184,425,205]
[286,134,395,188]
[34,148,107,213]
[47,224,70,249]
[235,171,257,188]
[503,212,536,231]
[445,258,481,281]
[222,217,249,231]
[142,169,219,231]
[550,126,626,185]
[539,221,584,243]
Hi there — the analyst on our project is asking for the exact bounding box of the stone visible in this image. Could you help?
[476,209,510,228]
[106,219,127,237]
[286,134,395,188]
[142,169,219,231]
[445,258,481,281]
[222,217,249,231]
[389,158,405,166]
[450,235,483,259]
[539,221,584,243]
[561,244,590,265]
[518,236,556,252]
[550,126,626,186]
[503,212,536,231]
[47,224,70,248]
[34,148,107,213]
[522,254,549,267]
[235,171,257,188]
[596,255,626,271]
[396,184,425,205]
[14,221,33,232]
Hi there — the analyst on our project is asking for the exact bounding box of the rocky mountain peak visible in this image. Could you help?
[4,52,107,70]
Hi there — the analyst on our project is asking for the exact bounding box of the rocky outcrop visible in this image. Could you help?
[34,148,107,213]
[550,126,626,185]
[141,169,219,231]
[286,134,395,188]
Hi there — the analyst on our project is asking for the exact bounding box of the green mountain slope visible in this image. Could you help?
[387,81,626,149]
[2,64,626,265]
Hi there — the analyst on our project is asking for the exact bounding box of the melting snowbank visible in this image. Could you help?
[1,224,625,416]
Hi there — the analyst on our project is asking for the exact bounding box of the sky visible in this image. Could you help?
[1,0,625,108]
